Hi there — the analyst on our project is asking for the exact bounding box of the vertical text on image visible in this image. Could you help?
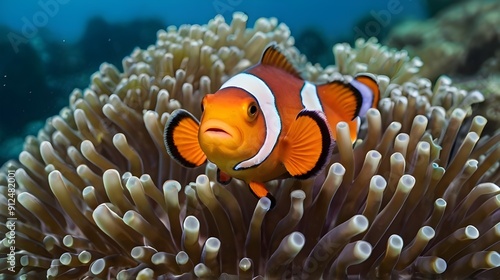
[6,169,17,273]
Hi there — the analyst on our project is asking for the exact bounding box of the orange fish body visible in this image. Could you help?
[164,45,380,207]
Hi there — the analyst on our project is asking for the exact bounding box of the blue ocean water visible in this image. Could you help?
[1,0,428,43]
[0,0,429,165]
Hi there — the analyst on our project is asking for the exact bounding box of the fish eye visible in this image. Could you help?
[247,102,258,119]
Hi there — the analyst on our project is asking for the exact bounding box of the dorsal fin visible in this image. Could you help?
[260,44,302,79]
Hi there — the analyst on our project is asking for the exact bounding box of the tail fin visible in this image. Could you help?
[352,74,380,117]
[316,74,380,143]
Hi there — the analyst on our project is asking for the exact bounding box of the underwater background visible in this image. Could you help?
[1,1,499,279]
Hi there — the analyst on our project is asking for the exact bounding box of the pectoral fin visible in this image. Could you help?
[164,109,207,168]
[217,169,232,185]
[249,181,276,209]
[282,109,333,179]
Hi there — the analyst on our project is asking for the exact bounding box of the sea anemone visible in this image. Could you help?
[1,12,499,279]
[386,0,500,80]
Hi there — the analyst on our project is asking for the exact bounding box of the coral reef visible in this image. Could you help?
[1,12,499,279]
[385,0,500,138]
[452,49,500,136]
[387,0,500,80]
[424,0,466,17]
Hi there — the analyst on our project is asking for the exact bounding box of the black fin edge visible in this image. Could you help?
[216,168,232,185]
[354,73,380,108]
[293,109,334,180]
[260,43,302,79]
[327,80,364,121]
[247,184,277,209]
[164,109,201,168]
[266,193,276,209]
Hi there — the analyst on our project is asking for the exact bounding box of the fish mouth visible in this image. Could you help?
[204,127,231,137]
[200,120,240,149]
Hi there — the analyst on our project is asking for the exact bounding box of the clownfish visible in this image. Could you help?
[164,44,380,208]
